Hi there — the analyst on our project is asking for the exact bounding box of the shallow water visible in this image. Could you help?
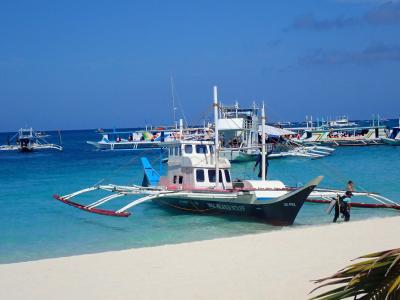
[0,125,399,264]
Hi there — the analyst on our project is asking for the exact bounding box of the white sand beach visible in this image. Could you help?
[1,216,398,300]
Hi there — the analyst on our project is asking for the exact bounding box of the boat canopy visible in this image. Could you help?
[258,125,296,137]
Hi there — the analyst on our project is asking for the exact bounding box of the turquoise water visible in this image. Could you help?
[0,128,399,264]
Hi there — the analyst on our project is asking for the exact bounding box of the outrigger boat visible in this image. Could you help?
[87,128,178,151]
[87,123,213,151]
[53,87,324,226]
[290,115,387,146]
[0,128,63,152]
[327,116,357,128]
[218,103,334,161]
[292,125,387,146]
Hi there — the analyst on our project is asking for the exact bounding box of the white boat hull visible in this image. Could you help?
[87,141,165,150]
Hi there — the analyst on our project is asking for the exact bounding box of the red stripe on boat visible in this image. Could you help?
[53,194,131,217]
[306,199,400,210]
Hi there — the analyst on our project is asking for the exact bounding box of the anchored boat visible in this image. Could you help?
[54,87,324,225]
[381,119,400,146]
[327,116,357,128]
[87,128,178,151]
[0,128,63,152]
[292,125,387,146]
[218,103,334,161]
[87,124,213,151]
[290,114,389,146]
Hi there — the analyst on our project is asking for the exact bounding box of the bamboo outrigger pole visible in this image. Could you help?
[214,86,220,189]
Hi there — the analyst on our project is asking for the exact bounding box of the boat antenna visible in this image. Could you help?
[169,75,188,128]
[58,129,63,145]
[261,102,266,181]
[170,75,178,128]
[213,86,220,189]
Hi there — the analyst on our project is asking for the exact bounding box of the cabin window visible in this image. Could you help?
[185,144,193,154]
[173,175,177,184]
[179,176,183,184]
[196,169,205,182]
[208,170,223,183]
[175,147,179,155]
[196,144,208,154]
[209,145,214,154]
[224,170,231,183]
[178,146,182,156]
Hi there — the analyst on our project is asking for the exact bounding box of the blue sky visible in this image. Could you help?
[0,0,399,131]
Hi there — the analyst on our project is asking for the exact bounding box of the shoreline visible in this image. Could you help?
[1,216,399,299]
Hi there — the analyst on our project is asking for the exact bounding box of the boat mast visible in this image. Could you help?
[261,102,266,181]
[213,86,220,189]
[170,75,178,129]
[179,118,183,140]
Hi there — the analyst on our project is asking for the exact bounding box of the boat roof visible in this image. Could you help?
[258,125,296,137]
[98,127,209,135]
[165,139,214,146]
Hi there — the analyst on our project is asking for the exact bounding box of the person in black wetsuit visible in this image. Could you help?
[333,181,353,223]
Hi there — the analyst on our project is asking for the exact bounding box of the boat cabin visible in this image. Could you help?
[160,140,233,190]
[217,103,259,149]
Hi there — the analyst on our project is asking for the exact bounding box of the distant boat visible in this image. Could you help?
[87,125,213,151]
[328,116,357,128]
[217,103,334,161]
[293,126,387,146]
[274,121,292,127]
[382,119,400,146]
[0,128,63,152]
[87,129,175,150]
